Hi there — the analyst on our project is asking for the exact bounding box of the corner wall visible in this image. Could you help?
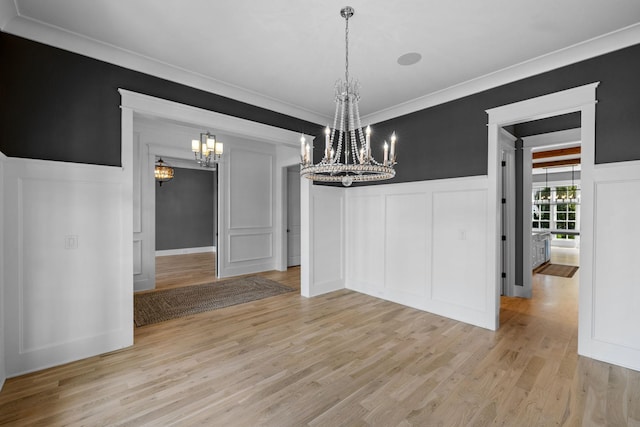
[301,182,345,297]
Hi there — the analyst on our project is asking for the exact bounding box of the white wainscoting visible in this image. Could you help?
[346,177,495,330]
[580,160,640,371]
[301,184,345,297]
[0,151,6,389]
[3,157,133,376]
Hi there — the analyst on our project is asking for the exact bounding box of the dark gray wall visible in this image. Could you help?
[512,112,581,137]
[316,43,640,186]
[0,32,323,166]
[156,167,215,251]
[515,139,524,287]
[1,31,639,183]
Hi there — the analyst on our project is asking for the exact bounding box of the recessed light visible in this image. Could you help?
[397,52,422,66]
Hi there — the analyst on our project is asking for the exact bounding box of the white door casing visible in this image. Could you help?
[498,129,517,297]
[132,133,156,291]
[287,166,301,267]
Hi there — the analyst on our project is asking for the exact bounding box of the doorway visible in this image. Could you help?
[486,82,598,334]
[502,124,582,299]
[131,120,223,293]
[155,164,218,290]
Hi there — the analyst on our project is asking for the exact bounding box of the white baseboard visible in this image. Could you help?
[156,246,216,257]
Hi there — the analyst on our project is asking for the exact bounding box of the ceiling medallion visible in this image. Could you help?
[300,6,397,187]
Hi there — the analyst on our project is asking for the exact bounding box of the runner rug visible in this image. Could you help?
[134,276,294,326]
[535,263,579,278]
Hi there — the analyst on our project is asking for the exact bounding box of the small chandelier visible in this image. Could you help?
[154,157,174,186]
[191,132,223,168]
[300,6,397,187]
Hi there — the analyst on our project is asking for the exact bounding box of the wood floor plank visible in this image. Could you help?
[1,249,639,426]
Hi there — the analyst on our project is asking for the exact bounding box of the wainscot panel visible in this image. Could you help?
[3,157,132,376]
[345,177,494,330]
[585,160,640,371]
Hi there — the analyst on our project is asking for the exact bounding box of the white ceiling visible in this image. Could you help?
[2,0,640,124]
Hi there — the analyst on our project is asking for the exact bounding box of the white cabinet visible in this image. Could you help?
[532,232,551,270]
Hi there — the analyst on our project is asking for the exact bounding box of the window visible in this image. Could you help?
[532,185,579,240]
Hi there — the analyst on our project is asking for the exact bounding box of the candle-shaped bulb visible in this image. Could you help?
[390,132,396,162]
[324,126,331,156]
[300,135,306,159]
[305,143,311,165]
[207,136,216,150]
[383,141,389,166]
[365,125,371,158]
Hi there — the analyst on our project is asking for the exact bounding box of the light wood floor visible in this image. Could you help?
[1,250,639,426]
[155,252,219,291]
[154,252,300,291]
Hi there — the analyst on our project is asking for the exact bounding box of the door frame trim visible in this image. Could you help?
[486,82,599,331]
[119,89,313,284]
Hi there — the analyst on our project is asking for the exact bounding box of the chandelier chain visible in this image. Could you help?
[344,11,349,86]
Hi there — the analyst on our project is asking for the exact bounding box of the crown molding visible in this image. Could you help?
[3,7,639,128]
[2,14,328,125]
[364,23,640,125]
[0,0,18,29]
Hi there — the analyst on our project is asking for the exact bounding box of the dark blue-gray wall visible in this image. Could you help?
[1,31,640,183]
[156,167,215,251]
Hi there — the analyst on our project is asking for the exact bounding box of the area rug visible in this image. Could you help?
[535,263,579,278]
[134,276,294,326]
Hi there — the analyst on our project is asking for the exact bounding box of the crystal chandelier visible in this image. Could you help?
[300,6,397,187]
[191,132,223,168]
[154,157,174,186]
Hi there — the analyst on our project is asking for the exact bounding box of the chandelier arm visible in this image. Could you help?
[348,93,358,166]
[330,100,340,163]
[353,97,367,162]
[336,93,346,163]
